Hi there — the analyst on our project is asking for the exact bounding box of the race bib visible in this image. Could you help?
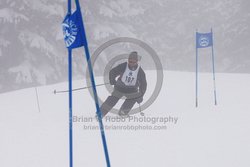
[121,64,140,86]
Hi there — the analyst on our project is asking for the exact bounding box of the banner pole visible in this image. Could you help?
[79,0,111,164]
[68,49,73,167]
[211,28,217,105]
[195,30,199,107]
[83,45,111,167]
[64,1,111,166]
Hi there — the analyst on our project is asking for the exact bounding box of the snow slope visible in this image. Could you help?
[0,71,250,167]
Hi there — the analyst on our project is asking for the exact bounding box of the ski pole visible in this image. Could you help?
[54,82,109,94]
[139,103,144,116]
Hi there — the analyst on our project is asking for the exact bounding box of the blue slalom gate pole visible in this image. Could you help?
[83,45,111,167]
[78,0,111,164]
[195,31,199,107]
[66,1,73,166]
[68,49,73,167]
[63,0,111,166]
[211,28,217,105]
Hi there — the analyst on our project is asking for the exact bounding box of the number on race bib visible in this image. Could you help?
[125,76,135,84]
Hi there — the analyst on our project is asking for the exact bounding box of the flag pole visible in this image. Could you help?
[195,30,199,107]
[211,28,217,105]
[64,0,111,166]
[68,49,73,167]
[77,0,111,166]
[67,0,73,166]
[83,45,111,167]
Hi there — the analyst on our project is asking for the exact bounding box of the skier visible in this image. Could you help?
[100,51,147,118]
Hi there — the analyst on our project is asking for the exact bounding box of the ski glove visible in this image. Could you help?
[136,96,143,104]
